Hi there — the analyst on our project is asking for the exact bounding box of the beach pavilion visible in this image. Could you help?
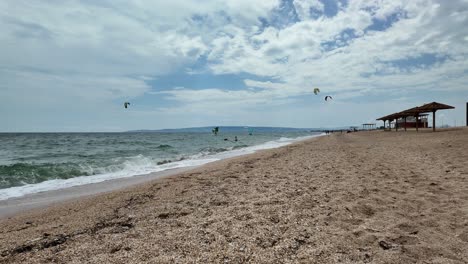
[362,123,376,130]
[377,102,455,132]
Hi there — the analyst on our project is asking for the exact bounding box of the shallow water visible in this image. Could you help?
[0,130,321,199]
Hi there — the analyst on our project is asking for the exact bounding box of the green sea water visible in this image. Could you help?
[0,130,321,199]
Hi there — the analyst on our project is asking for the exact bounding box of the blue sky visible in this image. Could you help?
[1,0,467,132]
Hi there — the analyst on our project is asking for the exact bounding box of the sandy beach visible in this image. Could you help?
[1,128,467,263]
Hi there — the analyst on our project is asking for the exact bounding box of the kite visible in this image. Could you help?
[124,102,131,109]
[313,88,320,95]
[324,96,333,101]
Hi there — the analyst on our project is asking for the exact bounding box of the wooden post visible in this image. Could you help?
[416,115,419,132]
[395,118,398,131]
[466,102,467,126]
[432,110,436,132]
[404,117,407,131]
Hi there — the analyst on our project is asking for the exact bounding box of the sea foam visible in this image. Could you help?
[0,133,323,200]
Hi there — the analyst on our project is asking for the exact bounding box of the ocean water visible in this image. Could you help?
[0,131,322,200]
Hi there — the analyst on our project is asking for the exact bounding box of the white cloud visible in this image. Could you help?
[244,79,288,90]
[206,0,468,94]
[0,69,150,110]
[0,0,467,131]
[293,0,324,20]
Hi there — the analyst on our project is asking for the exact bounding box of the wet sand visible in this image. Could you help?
[0,167,195,219]
[1,128,467,263]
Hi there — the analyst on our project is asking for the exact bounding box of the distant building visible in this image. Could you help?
[396,114,428,128]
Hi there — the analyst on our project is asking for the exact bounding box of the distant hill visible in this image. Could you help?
[127,126,322,133]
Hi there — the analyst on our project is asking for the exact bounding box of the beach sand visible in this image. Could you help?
[1,128,467,263]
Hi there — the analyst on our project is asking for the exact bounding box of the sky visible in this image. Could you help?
[1,0,467,132]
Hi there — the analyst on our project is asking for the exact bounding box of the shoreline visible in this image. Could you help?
[0,166,194,219]
[0,134,324,219]
[1,129,467,263]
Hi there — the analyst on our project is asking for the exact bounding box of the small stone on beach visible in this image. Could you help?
[378,240,392,250]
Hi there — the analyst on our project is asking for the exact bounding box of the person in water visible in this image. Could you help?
[234,136,238,142]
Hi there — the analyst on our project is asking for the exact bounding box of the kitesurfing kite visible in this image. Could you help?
[124,102,131,109]
[212,127,219,136]
[313,88,320,95]
[324,96,333,101]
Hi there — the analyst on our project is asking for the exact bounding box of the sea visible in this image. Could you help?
[0,130,323,200]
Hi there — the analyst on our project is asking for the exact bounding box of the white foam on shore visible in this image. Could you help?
[212,134,321,159]
[0,133,324,200]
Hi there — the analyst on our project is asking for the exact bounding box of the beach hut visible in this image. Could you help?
[377,102,455,132]
[396,115,428,129]
[362,123,376,130]
[411,102,455,131]
[377,113,403,131]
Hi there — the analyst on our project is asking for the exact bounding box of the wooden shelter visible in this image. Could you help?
[362,123,376,130]
[377,102,455,132]
[397,115,428,129]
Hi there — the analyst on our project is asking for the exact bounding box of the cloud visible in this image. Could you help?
[293,0,324,20]
[0,0,467,131]
[244,79,288,90]
[206,0,468,96]
[0,69,150,111]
